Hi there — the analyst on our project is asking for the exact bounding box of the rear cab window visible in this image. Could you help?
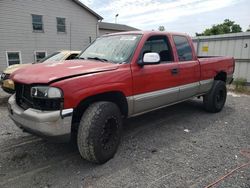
[66,53,78,60]
[140,35,173,63]
[173,35,193,61]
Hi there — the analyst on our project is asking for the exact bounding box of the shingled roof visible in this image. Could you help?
[99,22,140,31]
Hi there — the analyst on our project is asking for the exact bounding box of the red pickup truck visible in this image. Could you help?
[8,31,234,164]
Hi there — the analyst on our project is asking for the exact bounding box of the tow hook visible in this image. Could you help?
[60,108,73,119]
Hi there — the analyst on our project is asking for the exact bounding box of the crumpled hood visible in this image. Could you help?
[11,60,119,84]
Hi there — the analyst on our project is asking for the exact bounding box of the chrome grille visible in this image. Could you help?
[15,83,33,110]
[15,83,62,111]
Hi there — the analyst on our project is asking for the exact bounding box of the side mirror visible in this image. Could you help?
[139,52,160,66]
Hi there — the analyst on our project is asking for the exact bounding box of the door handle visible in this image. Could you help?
[171,68,179,75]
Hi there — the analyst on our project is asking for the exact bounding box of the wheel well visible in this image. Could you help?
[71,91,128,135]
[214,71,227,82]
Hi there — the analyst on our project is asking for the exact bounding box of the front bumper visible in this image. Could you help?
[8,95,73,142]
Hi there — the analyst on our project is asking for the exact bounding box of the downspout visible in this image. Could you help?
[96,19,102,38]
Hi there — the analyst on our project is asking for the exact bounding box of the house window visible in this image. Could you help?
[57,17,66,33]
[6,52,21,66]
[32,14,43,32]
[35,51,47,62]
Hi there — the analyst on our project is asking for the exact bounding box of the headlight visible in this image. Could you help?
[31,86,63,98]
[1,73,9,80]
[0,73,4,80]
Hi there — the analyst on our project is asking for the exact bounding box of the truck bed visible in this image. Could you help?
[198,56,235,82]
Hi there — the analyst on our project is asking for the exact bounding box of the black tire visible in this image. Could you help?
[203,80,227,113]
[77,101,122,164]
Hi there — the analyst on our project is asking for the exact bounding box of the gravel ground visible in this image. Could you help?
[0,91,249,188]
[0,88,10,106]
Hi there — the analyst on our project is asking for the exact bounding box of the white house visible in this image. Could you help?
[0,0,103,71]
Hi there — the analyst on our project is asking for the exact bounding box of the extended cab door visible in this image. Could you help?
[172,35,200,100]
[131,35,181,115]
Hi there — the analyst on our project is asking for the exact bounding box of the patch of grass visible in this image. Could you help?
[233,78,247,92]
[228,78,250,95]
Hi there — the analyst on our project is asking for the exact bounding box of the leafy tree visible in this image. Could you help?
[247,25,250,32]
[196,19,242,36]
[158,26,165,31]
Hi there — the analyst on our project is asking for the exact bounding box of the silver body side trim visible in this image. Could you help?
[127,79,214,117]
[129,93,205,118]
[179,82,200,100]
[126,96,134,116]
[133,86,179,114]
[199,79,214,93]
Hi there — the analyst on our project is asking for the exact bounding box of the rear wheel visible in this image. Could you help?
[203,80,227,113]
[77,101,122,164]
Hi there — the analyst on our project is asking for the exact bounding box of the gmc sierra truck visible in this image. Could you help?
[8,31,235,164]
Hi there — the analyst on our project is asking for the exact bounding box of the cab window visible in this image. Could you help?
[140,35,173,62]
[173,35,193,61]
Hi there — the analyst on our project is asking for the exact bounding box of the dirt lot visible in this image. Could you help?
[0,90,249,188]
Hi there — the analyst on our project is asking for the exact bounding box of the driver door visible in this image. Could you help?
[131,35,181,114]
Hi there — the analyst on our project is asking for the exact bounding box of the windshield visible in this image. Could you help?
[39,52,66,63]
[79,34,142,64]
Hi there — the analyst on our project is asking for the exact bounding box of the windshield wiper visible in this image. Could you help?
[87,57,108,62]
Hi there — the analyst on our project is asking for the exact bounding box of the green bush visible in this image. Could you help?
[233,78,247,92]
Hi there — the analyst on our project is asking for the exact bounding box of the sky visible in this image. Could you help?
[80,0,250,36]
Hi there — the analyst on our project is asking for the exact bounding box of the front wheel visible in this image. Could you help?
[77,101,122,164]
[203,80,227,113]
